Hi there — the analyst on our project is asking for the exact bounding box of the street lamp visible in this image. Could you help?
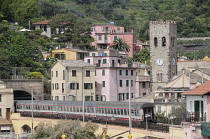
[103,113,115,139]
[145,114,150,139]
[128,78,132,139]
[30,84,34,134]
[169,116,176,139]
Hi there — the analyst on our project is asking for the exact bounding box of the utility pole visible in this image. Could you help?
[128,78,132,139]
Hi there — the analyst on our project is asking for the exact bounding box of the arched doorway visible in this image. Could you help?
[22,124,31,133]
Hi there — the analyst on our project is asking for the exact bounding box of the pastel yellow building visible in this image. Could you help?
[133,62,150,98]
[51,60,96,101]
[0,81,14,132]
[203,55,210,61]
[0,81,14,119]
[51,48,88,60]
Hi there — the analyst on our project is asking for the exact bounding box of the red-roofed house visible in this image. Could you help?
[182,81,210,139]
[33,20,51,37]
[182,80,210,121]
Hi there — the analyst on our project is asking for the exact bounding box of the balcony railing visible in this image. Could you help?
[183,112,206,122]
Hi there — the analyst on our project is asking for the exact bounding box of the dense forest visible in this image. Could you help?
[1,0,210,93]
[1,0,210,40]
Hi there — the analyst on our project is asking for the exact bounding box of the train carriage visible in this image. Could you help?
[15,100,156,123]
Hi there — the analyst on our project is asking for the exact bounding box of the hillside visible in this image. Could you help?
[1,0,210,94]
[1,0,210,41]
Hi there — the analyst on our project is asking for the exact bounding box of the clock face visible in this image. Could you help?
[156,58,163,65]
[172,58,176,65]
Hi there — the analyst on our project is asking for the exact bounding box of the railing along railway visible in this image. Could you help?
[20,112,169,133]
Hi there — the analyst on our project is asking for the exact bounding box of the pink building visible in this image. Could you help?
[90,24,136,57]
[135,40,150,53]
[182,81,210,138]
[84,49,150,101]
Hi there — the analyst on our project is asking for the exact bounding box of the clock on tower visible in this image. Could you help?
[150,20,177,93]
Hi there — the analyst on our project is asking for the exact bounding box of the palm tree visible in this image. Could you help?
[110,38,130,53]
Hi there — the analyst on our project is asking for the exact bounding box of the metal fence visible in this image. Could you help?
[89,118,169,133]
[0,132,31,139]
[156,117,182,125]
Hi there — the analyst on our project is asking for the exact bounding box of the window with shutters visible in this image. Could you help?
[72,70,76,77]
[86,70,90,77]
[70,83,79,89]
[84,83,93,89]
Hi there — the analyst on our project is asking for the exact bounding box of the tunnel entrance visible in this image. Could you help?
[14,90,34,100]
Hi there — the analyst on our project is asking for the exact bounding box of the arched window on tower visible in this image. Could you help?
[154,37,158,47]
[157,72,162,82]
[162,37,166,46]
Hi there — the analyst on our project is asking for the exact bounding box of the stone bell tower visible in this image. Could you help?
[150,20,177,93]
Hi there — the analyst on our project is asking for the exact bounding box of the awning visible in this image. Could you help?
[0,119,12,126]
[201,122,210,136]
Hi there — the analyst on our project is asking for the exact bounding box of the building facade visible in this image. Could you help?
[51,48,88,60]
[182,81,210,139]
[51,60,96,101]
[33,20,51,37]
[0,81,14,119]
[84,50,150,101]
[90,24,136,57]
[150,20,177,93]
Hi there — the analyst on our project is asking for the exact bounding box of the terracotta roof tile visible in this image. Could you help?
[33,20,49,25]
[182,80,210,95]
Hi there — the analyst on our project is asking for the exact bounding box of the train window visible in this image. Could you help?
[115,109,117,115]
[116,109,119,115]
[118,109,121,115]
[125,109,128,115]
[107,108,110,114]
[131,110,135,116]
[102,108,105,114]
[121,109,124,115]
[86,107,90,113]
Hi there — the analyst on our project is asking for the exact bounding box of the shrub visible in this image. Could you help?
[34,29,43,35]
[27,72,42,79]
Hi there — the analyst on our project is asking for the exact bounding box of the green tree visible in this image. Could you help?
[110,38,130,53]
[30,120,98,139]
[13,0,37,26]
[0,49,12,79]
[132,48,150,64]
